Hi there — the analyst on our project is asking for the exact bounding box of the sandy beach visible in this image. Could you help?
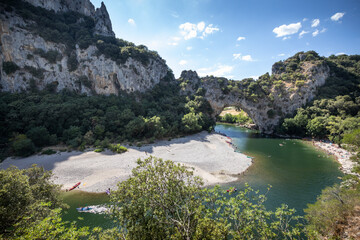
[312,141,359,177]
[0,132,252,192]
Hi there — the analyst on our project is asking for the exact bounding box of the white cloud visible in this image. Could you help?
[233,53,253,61]
[233,53,242,60]
[299,30,309,38]
[168,37,181,46]
[203,24,219,37]
[242,55,253,61]
[331,12,345,21]
[197,22,205,32]
[278,53,285,57]
[336,52,346,56]
[186,46,192,51]
[320,28,327,33]
[237,36,246,41]
[179,22,219,40]
[168,42,178,46]
[312,29,319,37]
[311,19,320,27]
[250,75,259,80]
[179,60,187,65]
[198,65,233,77]
[128,18,136,26]
[303,18,308,22]
[273,22,302,37]
[282,36,291,40]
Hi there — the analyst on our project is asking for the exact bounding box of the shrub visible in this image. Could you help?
[11,134,35,157]
[67,53,78,72]
[26,126,50,147]
[24,66,45,80]
[108,144,128,154]
[41,149,57,155]
[2,61,19,74]
[267,109,275,118]
[94,148,104,153]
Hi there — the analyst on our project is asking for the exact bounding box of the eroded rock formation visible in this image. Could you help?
[179,58,330,134]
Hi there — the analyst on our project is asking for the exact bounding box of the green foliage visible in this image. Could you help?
[267,109,276,118]
[1,0,163,69]
[108,144,127,154]
[0,73,214,156]
[26,126,50,147]
[13,207,91,239]
[34,48,62,64]
[110,157,304,239]
[2,61,19,74]
[24,65,45,79]
[0,165,64,236]
[281,54,360,140]
[182,112,202,133]
[11,134,35,157]
[304,180,360,239]
[94,148,104,153]
[218,110,253,125]
[78,75,92,89]
[41,149,57,155]
[67,53,78,72]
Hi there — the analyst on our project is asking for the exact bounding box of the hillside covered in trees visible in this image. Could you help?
[279,54,360,143]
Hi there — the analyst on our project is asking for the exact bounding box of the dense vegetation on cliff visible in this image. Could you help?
[0,72,214,159]
[280,54,360,142]
[0,0,161,69]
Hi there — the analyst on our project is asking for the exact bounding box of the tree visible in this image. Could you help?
[26,126,51,147]
[304,182,360,239]
[182,112,202,133]
[11,134,36,157]
[110,157,304,240]
[110,156,204,240]
[0,165,65,236]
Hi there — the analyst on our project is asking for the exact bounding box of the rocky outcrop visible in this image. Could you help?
[24,0,114,37]
[180,60,330,134]
[0,1,168,94]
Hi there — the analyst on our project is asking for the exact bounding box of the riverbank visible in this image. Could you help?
[311,140,359,177]
[0,131,252,193]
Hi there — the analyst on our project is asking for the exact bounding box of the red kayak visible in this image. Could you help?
[68,182,81,191]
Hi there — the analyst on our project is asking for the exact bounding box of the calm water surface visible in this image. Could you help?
[62,123,342,228]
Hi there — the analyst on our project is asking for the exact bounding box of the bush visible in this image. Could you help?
[67,53,78,72]
[11,134,36,157]
[41,149,57,155]
[26,126,50,147]
[94,148,104,153]
[24,66,45,80]
[108,144,127,154]
[2,61,19,74]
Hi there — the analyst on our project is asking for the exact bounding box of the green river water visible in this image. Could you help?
[62,123,343,229]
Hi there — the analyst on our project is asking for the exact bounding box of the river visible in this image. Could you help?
[61,123,343,228]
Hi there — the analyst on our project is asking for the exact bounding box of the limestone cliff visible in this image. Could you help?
[179,54,330,134]
[24,0,114,37]
[0,0,169,94]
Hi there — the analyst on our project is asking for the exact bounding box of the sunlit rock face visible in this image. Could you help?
[179,60,330,134]
[0,1,169,95]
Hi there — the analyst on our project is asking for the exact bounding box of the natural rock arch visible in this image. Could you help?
[179,60,330,134]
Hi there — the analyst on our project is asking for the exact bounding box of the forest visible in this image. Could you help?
[0,71,214,159]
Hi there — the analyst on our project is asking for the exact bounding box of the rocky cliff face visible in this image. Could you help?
[0,1,169,94]
[179,58,330,134]
[24,0,114,37]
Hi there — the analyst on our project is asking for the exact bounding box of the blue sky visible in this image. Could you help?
[90,0,360,80]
